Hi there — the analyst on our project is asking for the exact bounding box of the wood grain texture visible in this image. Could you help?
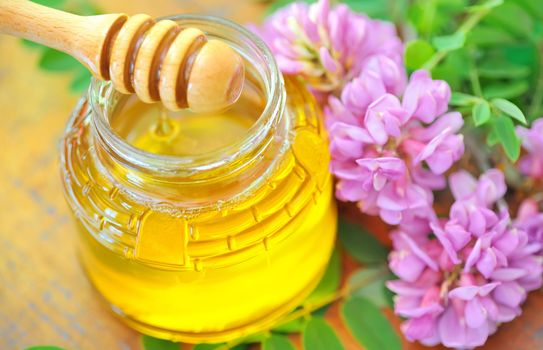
[0,1,541,349]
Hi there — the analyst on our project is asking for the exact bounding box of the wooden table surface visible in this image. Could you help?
[0,1,542,349]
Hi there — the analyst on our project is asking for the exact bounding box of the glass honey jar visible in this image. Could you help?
[59,15,337,343]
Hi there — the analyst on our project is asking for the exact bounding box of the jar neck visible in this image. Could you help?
[88,15,288,207]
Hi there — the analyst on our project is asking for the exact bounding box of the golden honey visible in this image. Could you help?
[60,15,336,343]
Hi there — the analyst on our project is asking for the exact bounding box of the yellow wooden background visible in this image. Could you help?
[0,1,542,349]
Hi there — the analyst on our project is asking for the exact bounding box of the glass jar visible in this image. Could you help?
[59,15,337,343]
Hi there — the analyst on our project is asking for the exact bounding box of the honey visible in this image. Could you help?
[60,15,336,343]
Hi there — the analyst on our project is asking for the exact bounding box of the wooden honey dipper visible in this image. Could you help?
[0,0,245,112]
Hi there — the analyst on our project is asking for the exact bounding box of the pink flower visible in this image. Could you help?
[364,94,407,145]
[516,119,543,178]
[326,69,464,225]
[515,198,543,248]
[251,0,403,92]
[387,169,543,349]
[402,70,451,124]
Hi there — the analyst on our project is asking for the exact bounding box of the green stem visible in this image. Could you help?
[528,41,543,120]
[423,3,493,71]
[216,266,390,350]
[468,48,483,97]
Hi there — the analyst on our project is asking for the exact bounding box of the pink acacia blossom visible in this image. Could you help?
[326,69,464,225]
[252,0,403,92]
[514,198,543,250]
[516,119,543,178]
[388,170,543,349]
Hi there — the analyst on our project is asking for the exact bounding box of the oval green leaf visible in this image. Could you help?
[450,92,478,106]
[432,32,465,51]
[273,317,307,333]
[493,114,521,161]
[25,347,66,350]
[141,335,179,350]
[491,98,527,125]
[338,218,387,264]
[472,101,491,126]
[262,334,296,350]
[483,81,530,100]
[30,0,65,8]
[348,267,392,308]
[341,297,401,350]
[405,39,435,70]
[302,317,345,350]
[39,48,81,72]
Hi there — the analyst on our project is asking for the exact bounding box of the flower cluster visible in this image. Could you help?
[326,69,464,225]
[258,1,543,348]
[516,119,543,179]
[387,169,543,349]
[253,0,403,92]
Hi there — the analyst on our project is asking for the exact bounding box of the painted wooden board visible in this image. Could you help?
[0,1,541,349]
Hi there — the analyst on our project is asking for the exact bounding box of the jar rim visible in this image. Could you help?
[89,14,285,175]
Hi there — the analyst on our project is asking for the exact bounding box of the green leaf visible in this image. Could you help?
[472,101,491,126]
[432,32,465,51]
[480,0,503,9]
[491,98,527,125]
[487,128,500,146]
[338,219,387,264]
[302,317,344,350]
[405,39,435,70]
[493,114,521,161]
[20,39,46,49]
[431,49,469,90]
[478,62,530,79]
[141,335,179,350]
[262,334,296,350]
[344,0,408,22]
[468,0,503,11]
[348,267,392,308]
[70,69,92,92]
[500,44,537,67]
[193,345,220,350]
[273,317,307,333]
[467,25,515,47]
[305,247,341,305]
[483,81,530,100]
[449,92,479,106]
[30,0,65,8]
[341,297,401,350]
[39,48,81,72]
[485,2,534,38]
[516,0,543,20]
[25,347,66,350]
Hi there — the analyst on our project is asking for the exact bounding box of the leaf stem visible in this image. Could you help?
[215,265,390,350]
[468,48,483,97]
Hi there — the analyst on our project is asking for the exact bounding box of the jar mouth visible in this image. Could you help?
[89,14,285,175]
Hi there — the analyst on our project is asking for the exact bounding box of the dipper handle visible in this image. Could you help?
[0,0,245,112]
